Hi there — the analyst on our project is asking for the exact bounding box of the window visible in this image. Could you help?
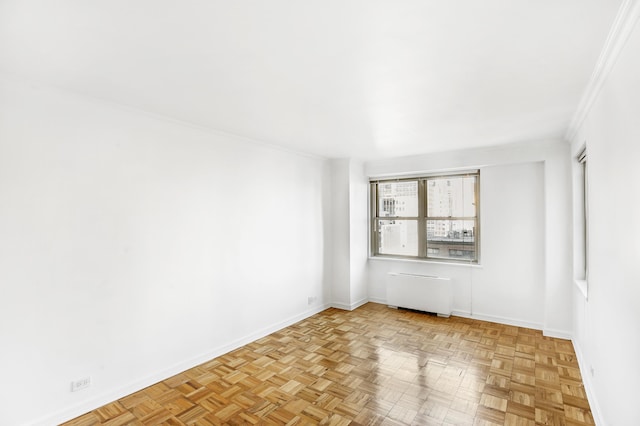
[371,171,479,262]
[578,148,588,279]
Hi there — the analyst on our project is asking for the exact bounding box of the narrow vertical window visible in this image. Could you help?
[578,148,588,279]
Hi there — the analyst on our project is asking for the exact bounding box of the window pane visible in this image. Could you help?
[427,176,476,217]
[426,220,476,260]
[378,181,418,217]
[377,219,418,256]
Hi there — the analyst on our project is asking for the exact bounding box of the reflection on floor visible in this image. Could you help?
[63,303,593,425]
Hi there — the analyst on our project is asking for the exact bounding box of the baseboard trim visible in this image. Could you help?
[331,298,369,311]
[452,310,543,331]
[32,303,332,426]
[543,328,572,340]
[367,297,386,305]
[572,338,605,426]
[350,297,369,310]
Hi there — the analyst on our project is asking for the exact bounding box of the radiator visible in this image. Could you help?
[386,272,452,317]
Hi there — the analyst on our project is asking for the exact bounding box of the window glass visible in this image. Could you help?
[378,181,418,217]
[427,176,476,217]
[426,219,476,261]
[377,219,419,256]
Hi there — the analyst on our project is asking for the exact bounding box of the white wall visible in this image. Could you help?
[569,15,640,425]
[543,151,574,336]
[477,163,545,324]
[330,158,369,310]
[0,76,332,426]
[365,141,572,336]
[330,159,351,308]
[349,160,369,307]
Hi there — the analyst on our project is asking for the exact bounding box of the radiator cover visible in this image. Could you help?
[386,272,452,317]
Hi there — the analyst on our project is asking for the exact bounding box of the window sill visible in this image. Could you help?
[368,256,483,268]
[574,279,588,300]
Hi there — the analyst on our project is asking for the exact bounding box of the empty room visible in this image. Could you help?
[1,1,639,425]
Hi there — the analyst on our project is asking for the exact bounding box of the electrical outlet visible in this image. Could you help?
[307,296,317,305]
[70,376,91,392]
[590,366,595,377]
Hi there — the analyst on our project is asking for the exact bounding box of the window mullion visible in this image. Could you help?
[370,183,378,255]
[475,174,480,262]
[418,180,426,257]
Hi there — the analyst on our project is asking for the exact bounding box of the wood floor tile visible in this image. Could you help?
[62,303,593,426]
[66,413,101,426]
[504,412,535,426]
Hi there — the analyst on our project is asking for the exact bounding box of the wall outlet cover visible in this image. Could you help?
[71,376,91,392]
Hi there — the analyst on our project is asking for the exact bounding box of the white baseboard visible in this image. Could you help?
[32,303,331,426]
[330,302,351,310]
[451,310,543,331]
[350,297,369,310]
[572,338,605,426]
[543,328,572,340]
[367,297,386,305]
[331,297,369,311]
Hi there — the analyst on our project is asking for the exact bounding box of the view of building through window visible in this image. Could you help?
[372,173,479,262]
[377,181,419,256]
[426,176,477,261]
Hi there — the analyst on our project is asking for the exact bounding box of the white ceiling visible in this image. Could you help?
[0,1,622,160]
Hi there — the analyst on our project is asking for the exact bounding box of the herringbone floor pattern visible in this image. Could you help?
[63,303,593,425]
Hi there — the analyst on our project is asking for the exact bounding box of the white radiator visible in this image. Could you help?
[386,272,452,317]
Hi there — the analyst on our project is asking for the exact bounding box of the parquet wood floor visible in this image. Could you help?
[62,303,593,426]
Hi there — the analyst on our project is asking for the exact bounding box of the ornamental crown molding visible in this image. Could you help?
[565,0,640,142]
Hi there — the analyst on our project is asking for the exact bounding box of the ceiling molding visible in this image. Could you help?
[565,0,640,142]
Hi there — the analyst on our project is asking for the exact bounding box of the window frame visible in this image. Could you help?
[370,171,480,263]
